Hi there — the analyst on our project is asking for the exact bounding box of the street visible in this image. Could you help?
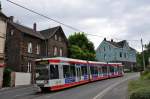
[0,73,139,99]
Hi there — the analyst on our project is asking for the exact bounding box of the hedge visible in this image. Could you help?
[3,67,12,87]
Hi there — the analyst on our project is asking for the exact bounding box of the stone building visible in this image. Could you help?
[5,17,68,83]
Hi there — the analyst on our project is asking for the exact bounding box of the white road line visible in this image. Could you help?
[93,74,139,99]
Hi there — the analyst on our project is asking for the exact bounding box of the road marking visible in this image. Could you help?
[93,74,139,99]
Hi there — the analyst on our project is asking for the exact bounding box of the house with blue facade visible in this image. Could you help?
[96,38,136,70]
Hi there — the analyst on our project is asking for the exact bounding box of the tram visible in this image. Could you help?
[35,57,124,91]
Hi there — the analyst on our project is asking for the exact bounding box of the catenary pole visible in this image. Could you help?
[141,38,146,71]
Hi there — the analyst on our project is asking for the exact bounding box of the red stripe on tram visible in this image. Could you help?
[49,59,61,63]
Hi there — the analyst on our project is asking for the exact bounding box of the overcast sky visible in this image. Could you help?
[1,0,150,51]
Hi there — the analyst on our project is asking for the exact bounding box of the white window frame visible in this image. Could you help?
[54,46,58,56]
[10,29,14,36]
[28,42,32,53]
[36,44,40,54]
[58,36,61,41]
[59,48,63,56]
[54,34,57,40]
[27,62,32,73]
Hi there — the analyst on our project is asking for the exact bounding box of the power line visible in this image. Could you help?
[7,0,140,42]
[7,0,83,32]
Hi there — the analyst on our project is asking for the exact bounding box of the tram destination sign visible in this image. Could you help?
[36,60,49,65]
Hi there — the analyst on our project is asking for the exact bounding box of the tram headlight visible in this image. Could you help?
[44,80,49,84]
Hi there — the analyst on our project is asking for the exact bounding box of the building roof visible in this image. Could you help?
[0,11,8,19]
[9,22,45,40]
[105,40,122,48]
[40,26,61,39]
[40,26,68,43]
[104,40,135,51]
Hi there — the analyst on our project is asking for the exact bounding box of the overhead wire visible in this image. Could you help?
[7,0,140,42]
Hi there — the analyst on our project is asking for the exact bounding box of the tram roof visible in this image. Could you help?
[36,57,87,64]
[35,57,123,66]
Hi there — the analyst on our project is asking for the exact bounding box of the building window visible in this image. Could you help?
[28,42,32,53]
[36,44,40,54]
[120,52,122,58]
[109,45,111,50]
[124,53,126,58]
[104,47,106,51]
[99,48,101,52]
[54,34,57,40]
[59,48,63,56]
[10,29,14,36]
[54,46,58,56]
[104,54,106,60]
[58,36,62,41]
[27,62,32,72]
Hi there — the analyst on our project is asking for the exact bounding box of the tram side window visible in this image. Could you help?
[50,65,59,79]
[70,65,76,77]
[102,66,107,74]
[81,66,87,75]
[94,67,98,75]
[110,66,114,73]
[114,67,118,73]
[98,67,102,75]
[118,67,122,73]
[63,65,70,78]
[90,67,94,75]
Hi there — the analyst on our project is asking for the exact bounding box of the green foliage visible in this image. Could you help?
[136,42,150,70]
[128,71,150,99]
[68,32,95,60]
[130,87,150,99]
[3,67,12,87]
[141,70,150,80]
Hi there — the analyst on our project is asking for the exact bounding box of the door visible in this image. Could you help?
[76,66,81,81]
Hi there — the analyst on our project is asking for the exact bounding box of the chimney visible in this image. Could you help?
[111,39,113,42]
[33,23,36,31]
[104,37,106,41]
[9,16,14,22]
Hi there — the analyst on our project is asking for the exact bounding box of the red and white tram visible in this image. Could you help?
[35,57,124,91]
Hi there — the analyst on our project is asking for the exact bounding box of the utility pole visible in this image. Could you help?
[141,38,146,71]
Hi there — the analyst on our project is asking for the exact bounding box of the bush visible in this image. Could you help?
[3,67,12,87]
[141,70,150,76]
[141,70,150,80]
[129,80,150,99]
[130,87,150,99]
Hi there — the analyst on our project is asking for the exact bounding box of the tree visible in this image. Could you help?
[137,42,150,70]
[68,32,95,60]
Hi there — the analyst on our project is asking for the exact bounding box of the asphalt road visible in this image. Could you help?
[0,73,139,99]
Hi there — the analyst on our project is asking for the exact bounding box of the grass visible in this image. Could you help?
[128,70,150,99]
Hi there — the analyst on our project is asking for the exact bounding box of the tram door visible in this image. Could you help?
[76,66,82,81]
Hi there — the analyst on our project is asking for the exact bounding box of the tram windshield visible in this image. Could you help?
[36,61,49,80]
[36,65,49,80]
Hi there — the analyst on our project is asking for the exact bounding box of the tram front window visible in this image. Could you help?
[36,66,49,80]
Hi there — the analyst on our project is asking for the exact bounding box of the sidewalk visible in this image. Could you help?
[0,84,38,92]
